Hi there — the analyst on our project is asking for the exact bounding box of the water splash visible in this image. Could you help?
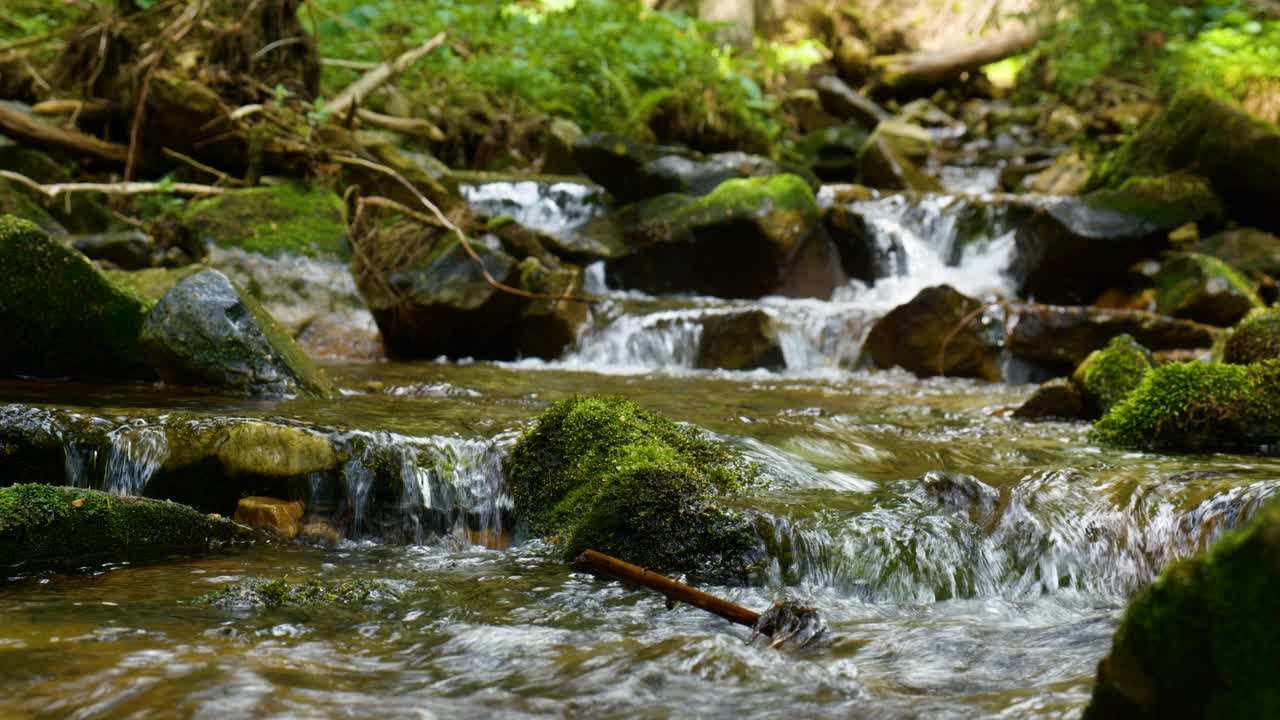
[103,423,168,496]
[460,180,607,239]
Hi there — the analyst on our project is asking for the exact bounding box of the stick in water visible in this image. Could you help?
[574,549,761,629]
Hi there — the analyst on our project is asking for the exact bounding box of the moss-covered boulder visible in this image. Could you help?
[1091,88,1280,231]
[1094,360,1280,452]
[139,269,332,397]
[1196,227,1280,278]
[863,285,1002,381]
[1084,174,1224,230]
[1072,334,1155,418]
[1012,378,1088,422]
[604,174,842,299]
[1223,307,1280,364]
[509,396,762,580]
[0,484,252,568]
[1154,253,1262,326]
[0,215,153,379]
[179,184,348,259]
[855,134,941,192]
[1084,499,1280,719]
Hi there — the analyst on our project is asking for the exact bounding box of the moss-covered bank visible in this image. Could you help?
[0,484,253,568]
[180,184,348,259]
[1094,360,1280,452]
[1085,498,1280,719]
[509,396,762,580]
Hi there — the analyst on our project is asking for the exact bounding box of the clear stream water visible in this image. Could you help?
[2,183,1276,719]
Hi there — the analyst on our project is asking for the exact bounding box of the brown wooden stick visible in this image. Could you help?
[574,549,762,630]
[0,103,130,165]
[877,24,1041,89]
[324,32,447,117]
[0,170,226,198]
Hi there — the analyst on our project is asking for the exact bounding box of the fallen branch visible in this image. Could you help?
[357,109,445,141]
[333,153,597,305]
[0,102,129,165]
[574,549,761,629]
[324,32,447,116]
[877,24,1041,90]
[0,170,227,199]
[30,99,115,120]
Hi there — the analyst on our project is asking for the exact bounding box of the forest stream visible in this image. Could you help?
[3,183,1274,719]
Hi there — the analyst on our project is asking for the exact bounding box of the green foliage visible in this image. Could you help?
[1041,0,1280,101]
[312,0,782,153]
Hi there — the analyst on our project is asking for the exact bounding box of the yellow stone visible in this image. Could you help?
[216,422,340,477]
[233,496,305,539]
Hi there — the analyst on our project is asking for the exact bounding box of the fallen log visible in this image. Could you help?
[0,103,130,165]
[574,549,760,628]
[876,24,1041,90]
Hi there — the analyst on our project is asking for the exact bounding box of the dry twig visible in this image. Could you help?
[324,32,447,117]
[0,170,227,199]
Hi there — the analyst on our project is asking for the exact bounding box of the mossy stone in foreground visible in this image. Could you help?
[1085,499,1280,719]
[0,484,252,567]
[181,184,348,259]
[510,396,762,580]
[1223,307,1280,364]
[0,214,153,379]
[1094,360,1280,452]
[1071,334,1154,418]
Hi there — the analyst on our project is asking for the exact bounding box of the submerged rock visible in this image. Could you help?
[233,496,305,539]
[863,285,1002,381]
[604,174,842,299]
[0,215,153,380]
[197,577,395,609]
[1224,308,1280,364]
[140,270,332,397]
[1013,378,1088,422]
[0,483,252,568]
[1085,499,1280,719]
[1095,360,1280,453]
[1071,334,1155,418]
[1154,252,1262,326]
[509,396,762,581]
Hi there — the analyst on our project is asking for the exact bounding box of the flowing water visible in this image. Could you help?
[3,182,1277,719]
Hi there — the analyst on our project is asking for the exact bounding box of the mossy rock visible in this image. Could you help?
[1154,252,1262,326]
[605,174,837,299]
[1072,334,1155,418]
[0,178,64,234]
[1012,377,1088,422]
[139,269,332,398]
[180,184,348,259]
[1223,307,1280,364]
[855,134,942,192]
[1196,227,1280,278]
[104,265,206,303]
[509,395,762,581]
[1084,175,1223,230]
[1094,359,1280,453]
[0,483,252,568]
[196,577,395,609]
[0,215,153,379]
[1084,499,1280,719]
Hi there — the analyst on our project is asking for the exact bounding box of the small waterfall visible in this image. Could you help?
[460,180,607,240]
[103,423,169,496]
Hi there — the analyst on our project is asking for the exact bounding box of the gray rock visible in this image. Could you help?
[815,75,889,131]
[140,270,332,397]
[72,230,156,270]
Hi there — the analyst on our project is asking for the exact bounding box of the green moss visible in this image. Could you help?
[104,265,206,303]
[632,174,819,254]
[510,395,761,580]
[181,184,348,259]
[1085,499,1280,719]
[1094,359,1280,452]
[1084,175,1224,228]
[196,577,394,609]
[0,178,62,233]
[1154,252,1262,326]
[1072,335,1155,417]
[238,286,333,398]
[0,483,252,567]
[1224,307,1280,364]
[0,215,153,379]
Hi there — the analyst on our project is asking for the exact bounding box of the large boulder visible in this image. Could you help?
[1085,499,1280,719]
[0,215,153,379]
[1090,87,1280,232]
[509,396,762,581]
[1071,334,1154,418]
[1223,307,1280,364]
[1095,360,1280,453]
[0,483,252,569]
[572,134,815,205]
[1154,253,1262,326]
[604,175,843,299]
[689,309,784,370]
[139,269,333,397]
[855,134,941,192]
[863,285,1003,381]
[1006,303,1219,374]
[178,184,349,259]
[1084,174,1224,230]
